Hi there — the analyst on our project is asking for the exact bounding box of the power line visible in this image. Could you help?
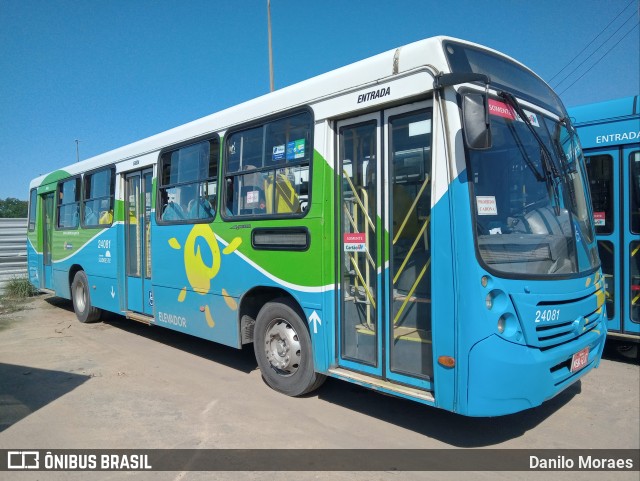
[548,0,636,84]
[552,8,639,89]
[558,21,639,95]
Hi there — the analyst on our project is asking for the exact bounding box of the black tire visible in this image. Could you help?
[253,298,326,396]
[71,271,102,323]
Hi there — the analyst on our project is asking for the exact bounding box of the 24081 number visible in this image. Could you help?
[535,309,561,323]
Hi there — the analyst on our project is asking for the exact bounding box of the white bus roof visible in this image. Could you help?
[29,36,524,188]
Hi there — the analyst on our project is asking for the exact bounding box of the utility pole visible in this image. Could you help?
[267,0,274,92]
[75,139,81,162]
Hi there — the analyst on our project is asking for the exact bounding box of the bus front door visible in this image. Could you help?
[337,103,434,389]
[587,147,640,338]
[41,192,54,290]
[625,149,640,337]
[586,152,620,332]
[125,169,153,315]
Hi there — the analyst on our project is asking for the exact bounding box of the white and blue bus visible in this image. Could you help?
[569,96,640,342]
[27,36,606,416]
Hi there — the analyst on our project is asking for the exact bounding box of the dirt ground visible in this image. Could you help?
[0,294,638,481]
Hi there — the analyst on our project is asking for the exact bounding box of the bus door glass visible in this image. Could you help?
[337,114,382,375]
[385,105,433,385]
[125,169,153,315]
[337,104,434,387]
[585,152,620,331]
[625,149,640,335]
[41,192,55,290]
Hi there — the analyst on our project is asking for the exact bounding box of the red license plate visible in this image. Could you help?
[570,347,590,373]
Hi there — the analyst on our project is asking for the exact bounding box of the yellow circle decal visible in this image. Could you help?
[184,224,221,295]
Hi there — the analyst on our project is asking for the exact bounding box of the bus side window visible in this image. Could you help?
[58,177,81,229]
[83,167,115,228]
[159,138,218,223]
[223,111,312,218]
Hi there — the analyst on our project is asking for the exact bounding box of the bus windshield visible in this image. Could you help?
[468,97,600,277]
[444,40,564,115]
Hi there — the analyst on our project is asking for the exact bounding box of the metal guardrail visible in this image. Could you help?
[0,218,28,294]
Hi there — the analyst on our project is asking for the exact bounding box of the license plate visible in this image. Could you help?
[570,347,589,373]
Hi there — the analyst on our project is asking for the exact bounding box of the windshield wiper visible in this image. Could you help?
[556,117,578,175]
[499,91,562,216]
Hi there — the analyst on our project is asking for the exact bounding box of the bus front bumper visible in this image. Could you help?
[465,322,606,417]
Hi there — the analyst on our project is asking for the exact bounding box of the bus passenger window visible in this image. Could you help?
[224,111,312,218]
[159,138,218,223]
[83,167,115,228]
[28,189,37,231]
[57,177,81,229]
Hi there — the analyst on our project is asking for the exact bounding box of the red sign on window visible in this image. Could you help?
[344,232,366,252]
[594,212,606,226]
[488,99,517,121]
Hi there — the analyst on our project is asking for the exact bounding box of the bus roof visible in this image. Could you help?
[569,96,639,126]
[29,35,533,189]
[568,96,640,150]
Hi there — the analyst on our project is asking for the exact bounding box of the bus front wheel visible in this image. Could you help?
[71,271,102,323]
[254,298,325,397]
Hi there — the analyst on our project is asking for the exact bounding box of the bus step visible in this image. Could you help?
[393,294,431,303]
[343,295,372,305]
[125,311,154,325]
[328,367,435,403]
[392,326,432,343]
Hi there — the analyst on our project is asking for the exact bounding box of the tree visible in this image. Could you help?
[0,197,28,218]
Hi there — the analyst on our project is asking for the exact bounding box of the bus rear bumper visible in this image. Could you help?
[465,324,606,417]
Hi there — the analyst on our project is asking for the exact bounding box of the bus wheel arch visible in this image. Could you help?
[70,269,102,323]
[238,286,293,344]
[250,294,326,396]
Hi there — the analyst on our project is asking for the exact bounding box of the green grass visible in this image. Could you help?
[3,276,38,298]
[0,277,38,322]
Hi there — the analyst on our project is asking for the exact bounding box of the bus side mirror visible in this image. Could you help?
[462,93,492,150]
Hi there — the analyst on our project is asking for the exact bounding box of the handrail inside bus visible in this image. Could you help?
[394,258,431,326]
[393,174,430,244]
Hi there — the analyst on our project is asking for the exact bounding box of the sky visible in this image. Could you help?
[1,0,638,200]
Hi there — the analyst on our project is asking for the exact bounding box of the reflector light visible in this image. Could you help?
[438,356,456,368]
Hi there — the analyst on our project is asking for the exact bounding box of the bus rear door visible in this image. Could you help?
[124,169,154,315]
[41,192,55,290]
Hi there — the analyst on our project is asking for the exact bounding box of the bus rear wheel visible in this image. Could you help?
[254,298,325,397]
[71,271,102,323]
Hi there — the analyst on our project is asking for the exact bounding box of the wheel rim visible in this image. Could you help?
[264,318,301,376]
[74,282,86,313]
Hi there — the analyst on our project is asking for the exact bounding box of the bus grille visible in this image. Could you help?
[535,307,600,350]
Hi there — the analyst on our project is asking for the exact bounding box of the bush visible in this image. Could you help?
[3,276,38,298]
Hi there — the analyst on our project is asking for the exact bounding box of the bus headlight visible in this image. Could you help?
[497,313,521,340]
[497,316,506,333]
[485,293,493,310]
[485,289,507,311]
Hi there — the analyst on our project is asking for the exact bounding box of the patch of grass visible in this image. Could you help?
[0,277,38,321]
[4,276,38,299]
